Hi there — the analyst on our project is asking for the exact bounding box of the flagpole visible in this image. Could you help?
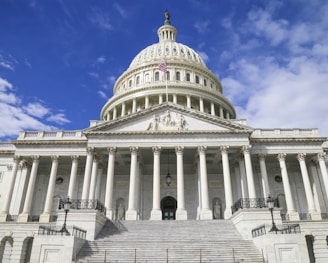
[232,248,236,263]
[165,70,168,103]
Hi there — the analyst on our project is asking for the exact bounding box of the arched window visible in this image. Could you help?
[166,71,170,80]
[176,71,180,81]
[204,79,207,86]
[186,73,190,81]
[145,73,149,82]
[155,72,159,81]
[129,80,132,87]
[136,76,140,85]
[195,75,199,84]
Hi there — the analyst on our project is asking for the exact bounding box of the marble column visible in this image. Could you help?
[40,155,59,223]
[176,146,187,220]
[18,155,40,222]
[297,153,321,219]
[242,146,256,199]
[89,155,99,200]
[258,154,270,198]
[126,147,138,220]
[113,107,117,120]
[159,94,163,104]
[219,106,224,118]
[238,156,249,198]
[95,167,103,201]
[220,146,233,219]
[81,147,94,201]
[317,153,328,199]
[151,147,162,220]
[132,98,137,113]
[198,146,212,219]
[187,95,191,108]
[67,155,79,199]
[121,102,126,117]
[210,102,215,116]
[173,94,177,104]
[199,97,204,112]
[145,96,149,109]
[105,147,116,220]
[0,155,20,222]
[277,153,299,220]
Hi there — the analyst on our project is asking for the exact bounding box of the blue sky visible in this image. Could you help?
[1,0,327,141]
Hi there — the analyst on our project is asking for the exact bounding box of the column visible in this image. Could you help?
[81,147,94,200]
[151,147,162,220]
[67,155,79,199]
[277,153,299,220]
[173,94,177,104]
[317,153,328,199]
[198,146,212,219]
[132,98,137,113]
[159,94,163,104]
[145,96,149,109]
[238,156,249,198]
[219,106,224,118]
[113,107,117,120]
[126,147,138,220]
[297,153,321,219]
[105,147,116,220]
[187,95,191,108]
[242,146,256,199]
[220,146,233,219]
[89,155,99,200]
[95,166,103,201]
[199,97,204,112]
[18,155,40,222]
[258,154,270,198]
[121,102,126,117]
[210,102,215,116]
[40,155,59,223]
[0,156,20,222]
[176,146,187,220]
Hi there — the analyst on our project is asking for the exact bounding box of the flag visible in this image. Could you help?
[158,61,167,72]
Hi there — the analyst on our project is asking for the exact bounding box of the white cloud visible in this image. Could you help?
[194,20,210,34]
[98,90,107,99]
[197,51,209,63]
[114,3,127,18]
[0,77,70,139]
[96,56,106,64]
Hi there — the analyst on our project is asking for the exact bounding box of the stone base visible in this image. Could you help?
[287,211,300,221]
[17,212,29,222]
[106,209,114,220]
[39,212,51,223]
[309,211,322,220]
[150,209,162,220]
[224,208,232,219]
[0,212,8,222]
[125,209,137,220]
[200,208,212,220]
[176,209,187,220]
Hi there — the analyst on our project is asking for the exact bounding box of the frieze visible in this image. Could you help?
[146,110,187,132]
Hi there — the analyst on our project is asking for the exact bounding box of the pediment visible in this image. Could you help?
[84,104,253,135]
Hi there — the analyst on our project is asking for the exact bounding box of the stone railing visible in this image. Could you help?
[18,130,86,140]
[231,198,269,214]
[252,128,320,138]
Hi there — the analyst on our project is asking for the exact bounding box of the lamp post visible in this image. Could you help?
[59,197,71,235]
[267,195,278,232]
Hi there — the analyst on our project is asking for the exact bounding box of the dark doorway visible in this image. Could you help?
[161,196,177,220]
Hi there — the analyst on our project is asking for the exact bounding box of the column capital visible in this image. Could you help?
[175,146,184,154]
[107,147,117,154]
[277,153,286,161]
[86,147,95,154]
[7,164,13,171]
[71,155,80,162]
[197,146,207,154]
[317,152,326,161]
[220,146,229,154]
[13,155,21,162]
[258,154,266,161]
[152,146,161,154]
[51,155,59,162]
[31,155,40,161]
[242,145,251,154]
[19,160,28,169]
[130,146,139,155]
[297,153,306,162]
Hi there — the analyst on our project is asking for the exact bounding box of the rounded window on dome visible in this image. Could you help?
[173,48,177,53]
[155,72,159,81]
[180,49,184,53]
[195,75,199,84]
[166,47,169,52]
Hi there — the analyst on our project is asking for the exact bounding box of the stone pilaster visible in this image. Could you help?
[126,147,139,220]
[220,146,233,219]
[151,147,162,220]
[105,147,116,220]
[176,146,187,220]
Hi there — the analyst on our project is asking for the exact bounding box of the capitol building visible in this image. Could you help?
[0,11,328,263]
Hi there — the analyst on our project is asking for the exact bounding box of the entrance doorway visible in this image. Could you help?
[161,196,177,220]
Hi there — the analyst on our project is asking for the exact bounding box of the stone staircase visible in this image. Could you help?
[76,220,264,263]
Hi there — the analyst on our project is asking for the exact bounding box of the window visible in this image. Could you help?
[186,73,190,81]
[155,72,159,81]
[166,71,170,80]
[145,73,149,82]
[204,79,207,86]
[176,71,180,81]
[136,76,140,85]
[129,80,132,87]
[195,75,199,84]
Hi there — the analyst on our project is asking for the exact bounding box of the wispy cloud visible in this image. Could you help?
[0,52,16,71]
[114,3,127,18]
[98,90,107,99]
[194,20,210,34]
[89,9,113,31]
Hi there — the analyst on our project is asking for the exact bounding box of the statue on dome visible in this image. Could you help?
[164,10,171,25]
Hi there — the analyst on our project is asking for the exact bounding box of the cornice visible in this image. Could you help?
[11,140,88,146]
[251,137,326,143]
